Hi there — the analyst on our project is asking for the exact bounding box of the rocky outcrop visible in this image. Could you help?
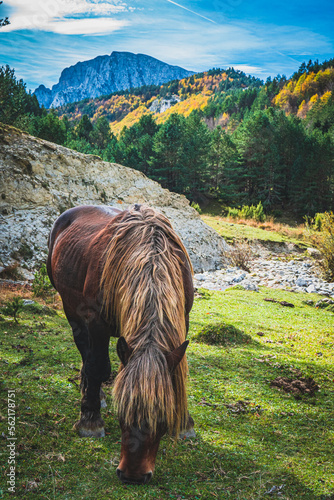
[149,95,181,114]
[34,52,194,108]
[0,124,226,276]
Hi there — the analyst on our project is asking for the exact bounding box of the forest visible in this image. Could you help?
[0,59,333,217]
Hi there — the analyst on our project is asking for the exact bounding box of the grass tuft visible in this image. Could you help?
[194,321,253,346]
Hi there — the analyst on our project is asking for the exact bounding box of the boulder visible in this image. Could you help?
[0,124,226,274]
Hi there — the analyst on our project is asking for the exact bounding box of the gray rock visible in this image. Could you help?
[232,273,246,283]
[306,247,321,258]
[241,282,259,292]
[296,277,308,287]
[0,124,225,274]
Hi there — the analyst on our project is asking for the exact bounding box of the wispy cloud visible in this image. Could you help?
[2,0,129,33]
[165,0,216,24]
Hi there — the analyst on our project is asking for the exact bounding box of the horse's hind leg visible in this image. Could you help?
[73,324,111,438]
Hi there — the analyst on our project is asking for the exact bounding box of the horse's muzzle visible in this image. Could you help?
[116,468,152,485]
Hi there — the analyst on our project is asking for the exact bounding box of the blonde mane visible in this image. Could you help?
[100,205,193,435]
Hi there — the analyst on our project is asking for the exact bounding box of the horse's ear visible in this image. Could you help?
[117,337,133,366]
[166,340,189,372]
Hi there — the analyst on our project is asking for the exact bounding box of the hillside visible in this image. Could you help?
[33,52,195,109]
[57,68,262,134]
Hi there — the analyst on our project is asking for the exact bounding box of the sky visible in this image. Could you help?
[0,0,333,92]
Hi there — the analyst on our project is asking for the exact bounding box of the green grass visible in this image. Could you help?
[0,288,333,499]
[200,215,308,249]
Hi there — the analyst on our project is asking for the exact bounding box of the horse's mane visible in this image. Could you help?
[100,205,193,435]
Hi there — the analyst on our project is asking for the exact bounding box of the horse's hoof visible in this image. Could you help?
[77,427,105,438]
[179,427,196,439]
[73,417,106,438]
[100,398,107,409]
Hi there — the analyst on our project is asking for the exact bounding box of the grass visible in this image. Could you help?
[199,202,308,248]
[0,285,333,499]
[201,214,308,248]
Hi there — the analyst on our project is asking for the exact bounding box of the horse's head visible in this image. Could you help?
[114,337,188,485]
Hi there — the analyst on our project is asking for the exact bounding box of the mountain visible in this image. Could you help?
[33,52,195,108]
[57,67,262,134]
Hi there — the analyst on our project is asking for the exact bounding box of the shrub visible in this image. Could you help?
[313,212,334,281]
[191,202,202,214]
[193,322,252,345]
[222,240,253,272]
[195,288,213,300]
[228,207,239,219]
[2,297,24,323]
[0,262,22,280]
[227,202,266,222]
[239,205,253,219]
[253,201,266,222]
[32,264,56,298]
[313,213,324,231]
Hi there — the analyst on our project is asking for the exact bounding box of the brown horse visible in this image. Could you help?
[47,204,194,484]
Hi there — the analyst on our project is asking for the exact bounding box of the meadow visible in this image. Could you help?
[1,283,333,499]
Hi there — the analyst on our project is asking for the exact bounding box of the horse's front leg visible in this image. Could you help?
[74,330,111,438]
[179,414,196,439]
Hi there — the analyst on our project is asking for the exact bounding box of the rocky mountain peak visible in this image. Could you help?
[34,52,194,108]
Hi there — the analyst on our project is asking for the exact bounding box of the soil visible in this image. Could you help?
[270,376,320,396]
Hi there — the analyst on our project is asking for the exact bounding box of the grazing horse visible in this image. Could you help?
[47,204,194,484]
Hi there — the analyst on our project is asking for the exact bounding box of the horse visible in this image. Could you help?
[47,204,194,484]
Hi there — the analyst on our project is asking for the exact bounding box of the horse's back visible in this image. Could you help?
[48,205,121,247]
[47,205,122,314]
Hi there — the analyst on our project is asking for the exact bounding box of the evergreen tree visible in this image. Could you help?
[0,65,40,125]
[182,111,211,198]
[233,110,280,208]
[0,1,9,27]
[151,113,187,192]
[90,116,111,149]
[208,126,240,203]
[76,114,93,142]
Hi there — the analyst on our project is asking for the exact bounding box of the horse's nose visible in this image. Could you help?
[116,468,153,484]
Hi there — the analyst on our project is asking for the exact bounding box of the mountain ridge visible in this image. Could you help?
[34,52,195,108]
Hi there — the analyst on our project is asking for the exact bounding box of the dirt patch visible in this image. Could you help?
[270,376,320,396]
[225,400,265,415]
[264,298,295,308]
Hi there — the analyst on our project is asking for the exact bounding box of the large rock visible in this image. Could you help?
[34,52,194,108]
[0,124,226,274]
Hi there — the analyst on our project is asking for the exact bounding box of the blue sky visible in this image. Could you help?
[0,0,333,92]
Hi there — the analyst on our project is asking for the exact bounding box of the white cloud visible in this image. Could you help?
[2,0,129,33]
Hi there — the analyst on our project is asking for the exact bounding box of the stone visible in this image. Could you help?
[0,124,226,274]
[232,273,246,283]
[296,277,308,287]
[241,282,259,292]
[306,247,322,259]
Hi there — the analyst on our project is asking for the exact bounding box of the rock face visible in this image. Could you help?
[0,124,225,275]
[34,52,194,108]
[149,95,181,114]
